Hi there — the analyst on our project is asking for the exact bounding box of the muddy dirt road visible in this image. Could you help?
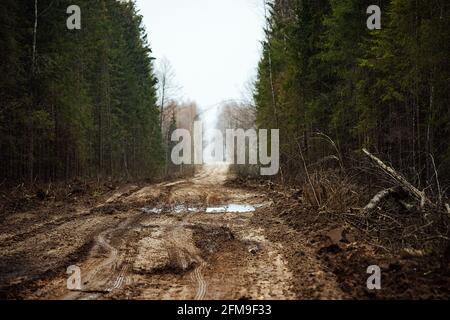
[0,164,345,300]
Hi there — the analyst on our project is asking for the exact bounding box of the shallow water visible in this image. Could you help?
[141,207,163,214]
[141,202,271,215]
[206,204,256,213]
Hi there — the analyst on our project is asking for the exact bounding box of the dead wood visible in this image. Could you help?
[364,187,399,212]
[362,149,430,208]
[363,186,414,213]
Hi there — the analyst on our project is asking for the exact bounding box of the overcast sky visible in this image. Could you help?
[135,0,266,108]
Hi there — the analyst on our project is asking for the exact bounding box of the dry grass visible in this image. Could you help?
[302,170,367,212]
[296,169,449,262]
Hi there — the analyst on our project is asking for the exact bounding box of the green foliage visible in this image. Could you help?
[255,0,450,186]
[0,0,164,182]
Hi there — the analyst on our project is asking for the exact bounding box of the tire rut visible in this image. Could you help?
[192,259,207,300]
[62,211,146,300]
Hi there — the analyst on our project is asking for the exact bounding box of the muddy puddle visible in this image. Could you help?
[206,204,255,213]
[141,202,271,215]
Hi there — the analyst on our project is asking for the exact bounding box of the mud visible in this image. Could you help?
[4,164,440,300]
[0,165,302,300]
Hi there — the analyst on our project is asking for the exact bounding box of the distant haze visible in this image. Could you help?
[135,0,266,108]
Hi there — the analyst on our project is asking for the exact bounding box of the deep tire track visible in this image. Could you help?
[192,259,207,300]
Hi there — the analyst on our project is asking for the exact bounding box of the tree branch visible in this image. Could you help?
[362,148,430,208]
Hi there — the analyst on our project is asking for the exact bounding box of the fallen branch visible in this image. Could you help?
[362,148,429,207]
[364,187,399,212]
[363,186,415,213]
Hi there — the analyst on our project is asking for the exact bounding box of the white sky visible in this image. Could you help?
[135,0,266,108]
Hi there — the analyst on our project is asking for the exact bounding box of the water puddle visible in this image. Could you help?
[206,204,255,213]
[141,202,271,215]
[141,205,199,214]
[141,207,163,214]
[173,205,199,214]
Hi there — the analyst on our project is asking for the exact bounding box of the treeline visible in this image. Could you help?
[255,0,450,190]
[0,0,164,184]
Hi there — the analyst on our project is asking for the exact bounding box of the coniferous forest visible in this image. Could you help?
[1,0,450,302]
[0,0,164,184]
[255,0,450,190]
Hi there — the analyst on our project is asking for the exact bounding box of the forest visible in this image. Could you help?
[0,0,164,184]
[254,0,450,194]
[0,0,450,301]
[2,0,449,191]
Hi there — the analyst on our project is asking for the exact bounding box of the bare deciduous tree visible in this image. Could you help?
[156,57,181,129]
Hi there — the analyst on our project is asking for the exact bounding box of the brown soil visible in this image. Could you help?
[0,165,447,300]
[255,185,450,300]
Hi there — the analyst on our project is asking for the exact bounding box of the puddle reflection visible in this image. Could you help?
[141,202,271,214]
